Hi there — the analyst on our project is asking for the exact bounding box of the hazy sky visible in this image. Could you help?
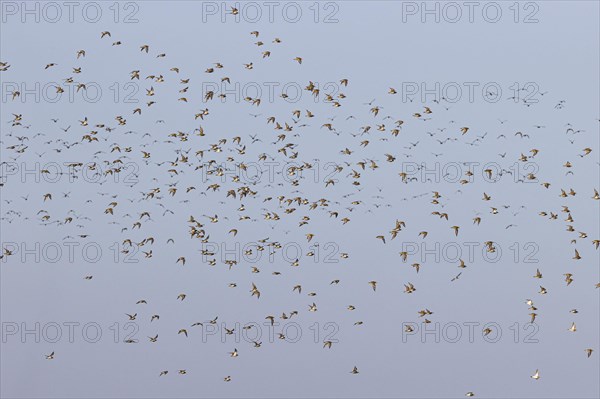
[1,1,599,398]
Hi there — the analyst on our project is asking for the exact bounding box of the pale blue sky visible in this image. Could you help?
[1,1,599,398]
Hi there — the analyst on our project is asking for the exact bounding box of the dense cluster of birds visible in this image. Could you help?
[1,25,599,397]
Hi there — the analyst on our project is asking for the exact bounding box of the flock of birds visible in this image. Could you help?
[1,24,599,397]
